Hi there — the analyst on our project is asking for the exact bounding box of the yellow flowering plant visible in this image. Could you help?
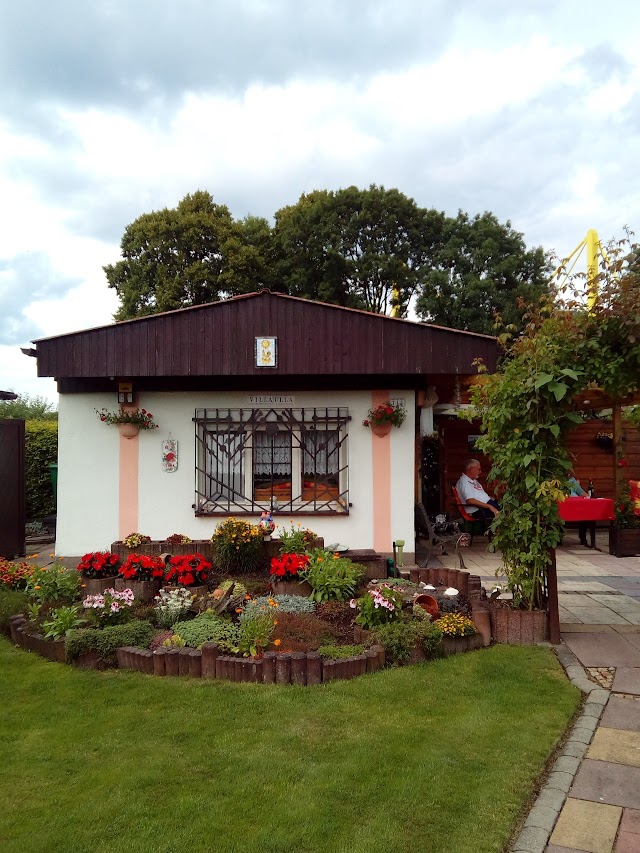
[434,613,476,637]
[210,517,264,574]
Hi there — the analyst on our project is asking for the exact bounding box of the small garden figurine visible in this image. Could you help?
[259,510,275,537]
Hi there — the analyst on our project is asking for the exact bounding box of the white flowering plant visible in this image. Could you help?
[153,587,195,628]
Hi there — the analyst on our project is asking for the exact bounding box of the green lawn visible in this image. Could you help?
[0,640,579,853]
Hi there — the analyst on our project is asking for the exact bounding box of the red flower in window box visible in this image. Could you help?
[119,553,166,582]
[165,553,212,586]
[269,553,310,581]
[77,551,120,578]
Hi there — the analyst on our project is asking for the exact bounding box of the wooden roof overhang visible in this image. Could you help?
[0,390,18,401]
[27,291,499,395]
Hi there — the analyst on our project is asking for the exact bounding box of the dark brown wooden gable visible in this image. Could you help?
[32,291,498,381]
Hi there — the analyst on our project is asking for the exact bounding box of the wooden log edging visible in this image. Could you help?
[115,642,386,684]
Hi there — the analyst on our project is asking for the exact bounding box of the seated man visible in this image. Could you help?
[456,459,500,523]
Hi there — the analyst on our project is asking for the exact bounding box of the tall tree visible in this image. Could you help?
[415,211,551,334]
[105,192,272,321]
[273,185,445,316]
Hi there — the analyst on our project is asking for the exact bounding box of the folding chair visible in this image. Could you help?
[450,485,488,544]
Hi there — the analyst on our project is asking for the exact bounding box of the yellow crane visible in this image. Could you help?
[552,228,610,309]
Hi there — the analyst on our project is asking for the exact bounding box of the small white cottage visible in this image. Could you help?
[26,291,497,560]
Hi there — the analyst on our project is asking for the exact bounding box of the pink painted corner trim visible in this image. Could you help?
[371,390,392,553]
[118,426,139,539]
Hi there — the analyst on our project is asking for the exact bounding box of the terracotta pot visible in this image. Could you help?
[118,423,139,439]
[371,422,392,437]
[414,594,439,619]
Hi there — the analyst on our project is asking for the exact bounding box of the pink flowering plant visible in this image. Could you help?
[350,584,404,630]
[82,587,135,627]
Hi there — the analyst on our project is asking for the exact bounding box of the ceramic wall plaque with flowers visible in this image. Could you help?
[162,439,178,472]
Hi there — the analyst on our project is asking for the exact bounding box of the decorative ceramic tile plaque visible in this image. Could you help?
[255,337,277,367]
[162,438,178,472]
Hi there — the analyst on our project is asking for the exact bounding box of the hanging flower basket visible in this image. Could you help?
[118,423,139,439]
[371,422,392,437]
[363,401,406,436]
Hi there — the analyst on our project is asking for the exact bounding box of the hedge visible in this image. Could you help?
[25,420,58,519]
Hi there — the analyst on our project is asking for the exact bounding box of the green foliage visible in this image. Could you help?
[415,211,551,334]
[468,233,640,608]
[273,185,444,316]
[374,619,443,665]
[300,549,363,602]
[211,517,263,574]
[24,420,58,518]
[25,565,80,605]
[316,644,365,659]
[236,611,276,657]
[65,620,155,662]
[0,589,28,633]
[276,522,318,553]
[153,587,196,628]
[104,191,272,321]
[354,585,404,629]
[246,594,316,615]
[0,393,57,421]
[173,613,239,650]
[42,605,84,640]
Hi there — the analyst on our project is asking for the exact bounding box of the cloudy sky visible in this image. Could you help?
[1,0,639,404]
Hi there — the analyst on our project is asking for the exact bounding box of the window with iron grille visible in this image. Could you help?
[194,407,350,514]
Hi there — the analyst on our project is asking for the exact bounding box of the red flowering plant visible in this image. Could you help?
[119,554,166,582]
[362,401,406,428]
[165,553,212,587]
[76,551,120,579]
[96,407,159,430]
[270,553,310,581]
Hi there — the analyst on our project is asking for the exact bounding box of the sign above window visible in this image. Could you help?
[248,395,295,405]
[255,337,277,367]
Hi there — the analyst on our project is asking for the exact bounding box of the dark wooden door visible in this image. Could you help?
[0,419,25,559]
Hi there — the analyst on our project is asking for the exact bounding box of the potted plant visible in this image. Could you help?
[609,479,640,557]
[115,553,165,600]
[269,553,312,596]
[210,517,264,574]
[76,551,120,595]
[434,613,480,655]
[362,401,406,437]
[96,407,159,439]
[164,553,211,594]
[596,431,614,450]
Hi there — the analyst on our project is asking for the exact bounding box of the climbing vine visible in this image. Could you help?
[467,234,640,610]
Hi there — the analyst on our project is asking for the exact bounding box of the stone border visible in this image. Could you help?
[510,644,610,853]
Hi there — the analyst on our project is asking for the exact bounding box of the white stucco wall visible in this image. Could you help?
[56,389,416,556]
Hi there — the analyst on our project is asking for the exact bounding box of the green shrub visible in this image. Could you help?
[24,565,80,604]
[210,518,264,574]
[374,619,444,665]
[300,549,363,602]
[65,620,155,663]
[173,613,239,650]
[316,644,365,659]
[0,588,28,633]
[25,420,58,519]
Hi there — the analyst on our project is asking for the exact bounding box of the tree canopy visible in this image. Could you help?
[0,392,57,420]
[106,186,550,333]
[104,191,273,321]
[414,211,551,332]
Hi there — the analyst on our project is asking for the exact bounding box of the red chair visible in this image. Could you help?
[451,485,488,543]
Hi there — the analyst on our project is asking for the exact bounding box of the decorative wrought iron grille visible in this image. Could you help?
[194,407,350,514]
